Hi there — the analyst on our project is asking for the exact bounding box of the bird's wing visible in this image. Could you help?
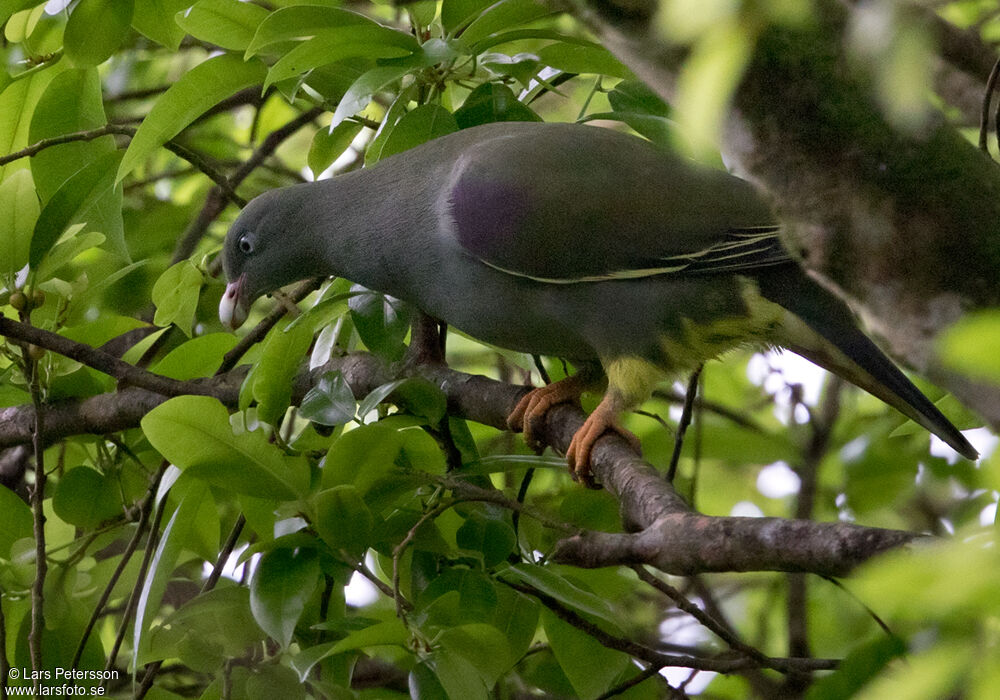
[444,123,790,283]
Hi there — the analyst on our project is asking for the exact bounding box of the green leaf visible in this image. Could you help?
[30,150,126,267]
[336,617,411,652]
[494,587,539,663]
[468,28,592,53]
[536,42,628,78]
[348,286,411,360]
[250,547,320,648]
[131,0,189,49]
[299,370,356,426]
[392,377,447,424]
[141,396,311,500]
[52,466,122,529]
[330,63,415,129]
[134,481,211,664]
[672,22,754,158]
[4,5,43,43]
[0,0,36,27]
[0,69,59,182]
[307,121,362,178]
[0,169,38,276]
[419,569,499,626]
[245,5,374,56]
[34,227,104,282]
[322,420,407,492]
[263,26,417,91]
[29,68,114,201]
[0,485,32,559]
[117,54,267,182]
[454,82,541,128]
[64,0,134,66]
[806,636,907,700]
[480,52,541,88]
[312,485,374,555]
[251,319,315,425]
[502,563,619,629]
[408,663,449,700]
[460,0,554,46]
[151,260,203,336]
[939,310,1000,384]
[431,650,489,700]
[150,588,266,666]
[356,379,407,418]
[541,609,631,700]
[367,104,458,165]
[442,0,494,34]
[608,79,670,117]
[149,333,238,380]
[456,514,516,568]
[438,623,513,687]
[580,111,676,148]
[175,0,269,51]
[246,665,307,700]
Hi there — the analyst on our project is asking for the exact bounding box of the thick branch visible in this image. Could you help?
[0,341,921,575]
[550,513,918,576]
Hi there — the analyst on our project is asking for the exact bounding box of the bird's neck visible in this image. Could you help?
[305,170,418,298]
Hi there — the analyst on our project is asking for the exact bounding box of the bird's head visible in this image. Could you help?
[219,187,312,330]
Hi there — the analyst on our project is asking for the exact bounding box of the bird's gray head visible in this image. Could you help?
[219,186,314,330]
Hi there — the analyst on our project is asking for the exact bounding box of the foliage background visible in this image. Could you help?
[0,0,999,698]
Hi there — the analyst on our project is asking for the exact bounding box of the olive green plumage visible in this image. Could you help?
[219,121,976,481]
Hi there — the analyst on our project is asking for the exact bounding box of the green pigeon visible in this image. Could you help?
[219,121,976,485]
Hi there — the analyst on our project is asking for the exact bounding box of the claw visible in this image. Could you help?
[507,373,641,488]
[565,396,642,488]
[507,374,589,449]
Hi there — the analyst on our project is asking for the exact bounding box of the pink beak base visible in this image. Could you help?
[219,273,249,330]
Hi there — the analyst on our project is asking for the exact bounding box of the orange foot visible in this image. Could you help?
[507,374,589,450]
[565,394,641,488]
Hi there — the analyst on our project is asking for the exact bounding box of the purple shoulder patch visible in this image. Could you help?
[449,176,530,267]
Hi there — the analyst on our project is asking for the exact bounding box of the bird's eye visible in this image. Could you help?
[238,235,253,255]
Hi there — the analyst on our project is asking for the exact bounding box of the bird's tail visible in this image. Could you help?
[755,264,978,460]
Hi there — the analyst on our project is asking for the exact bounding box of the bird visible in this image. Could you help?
[218,120,977,486]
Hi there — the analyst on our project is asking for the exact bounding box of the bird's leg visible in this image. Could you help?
[507,372,592,450]
[405,312,447,366]
[566,392,642,488]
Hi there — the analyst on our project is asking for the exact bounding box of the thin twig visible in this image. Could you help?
[503,579,839,674]
[104,487,168,679]
[0,123,242,205]
[667,365,702,482]
[0,316,223,399]
[632,566,770,666]
[26,348,47,694]
[346,559,410,609]
[170,108,323,263]
[72,464,167,671]
[392,497,452,619]
[135,514,247,698]
[0,124,131,166]
[216,278,324,374]
[595,664,681,700]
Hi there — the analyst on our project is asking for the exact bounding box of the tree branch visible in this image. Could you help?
[502,579,839,674]
[0,315,230,399]
[0,342,924,576]
[0,123,243,207]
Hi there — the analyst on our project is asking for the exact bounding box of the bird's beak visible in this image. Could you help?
[219,273,249,330]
